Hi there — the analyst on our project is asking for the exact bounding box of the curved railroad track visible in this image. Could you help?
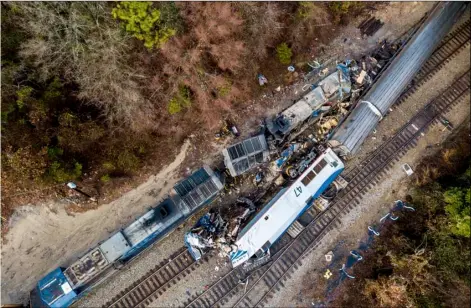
[102,248,203,308]
[101,17,470,308]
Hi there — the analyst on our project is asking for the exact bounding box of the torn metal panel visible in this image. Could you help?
[223,134,269,177]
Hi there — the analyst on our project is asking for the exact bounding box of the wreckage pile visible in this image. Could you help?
[313,39,401,142]
[183,39,403,262]
[184,198,255,260]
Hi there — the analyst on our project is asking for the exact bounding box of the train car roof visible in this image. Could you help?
[36,267,77,308]
[122,198,183,246]
[173,165,224,210]
[223,134,269,177]
[230,148,344,267]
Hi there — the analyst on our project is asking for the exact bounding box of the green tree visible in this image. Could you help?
[168,84,191,115]
[112,2,177,49]
[444,186,471,238]
[276,43,292,65]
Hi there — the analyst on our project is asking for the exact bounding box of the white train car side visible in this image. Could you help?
[229,148,344,267]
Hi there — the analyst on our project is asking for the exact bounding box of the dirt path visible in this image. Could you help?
[1,2,440,305]
[1,140,191,304]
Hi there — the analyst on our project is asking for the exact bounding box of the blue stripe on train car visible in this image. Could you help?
[267,168,344,250]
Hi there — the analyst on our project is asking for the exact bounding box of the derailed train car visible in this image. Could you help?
[30,166,223,308]
[222,69,352,177]
[266,70,351,142]
[329,2,466,155]
[229,148,345,268]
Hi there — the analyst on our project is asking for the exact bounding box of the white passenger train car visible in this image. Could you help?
[229,148,344,267]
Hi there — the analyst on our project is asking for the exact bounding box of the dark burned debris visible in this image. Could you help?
[184,37,402,262]
[184,198,255,260]
[358,16,384,37]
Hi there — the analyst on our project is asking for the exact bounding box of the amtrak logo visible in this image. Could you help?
[230,250,249,266]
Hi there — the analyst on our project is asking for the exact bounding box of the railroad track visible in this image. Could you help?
[101,17,470,308]
[230,71,470,308]
[181,71,469,308]
[102,248,202,308]
[344,18,470,175]
[335,17,470,136]
[394,18,470,106]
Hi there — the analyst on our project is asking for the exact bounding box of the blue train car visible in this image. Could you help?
[30,166,224,308]
[229,148,344,267]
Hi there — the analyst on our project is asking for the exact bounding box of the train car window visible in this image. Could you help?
[301,171,316,186]
[314,159,328,173]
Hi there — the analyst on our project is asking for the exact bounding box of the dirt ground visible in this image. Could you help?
[265,49,471,308]
[0,1,456,305]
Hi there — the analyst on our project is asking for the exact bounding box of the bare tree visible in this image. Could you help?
[15,2,155,131]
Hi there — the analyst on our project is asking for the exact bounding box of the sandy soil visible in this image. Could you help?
[1,140,192,304]
[0,1,454,305]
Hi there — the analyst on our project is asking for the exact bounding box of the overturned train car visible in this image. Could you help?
[267,70,351,142]
[30,166,223,308]
[328,2,466,155]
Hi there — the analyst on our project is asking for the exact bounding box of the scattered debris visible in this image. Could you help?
[438,116,453,131]
[402,163,414,176]
[184,210,228,261]
[254,172,264,186]
[324,269,332,279]
[325,251,334,262]
[258,73,268,86]
[273,143,301,171]
[185,198,257,261]
[359,16,384,37]
[215,119,240,141]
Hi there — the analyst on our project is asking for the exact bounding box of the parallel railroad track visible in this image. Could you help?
[182,74,470,308]
[394,18,470,106]
[344,18,470,175]
[182,73,470,308]
[335,18,470,137]
[102,248,203,308]
[232,71,470,308]
[102,16,470,308]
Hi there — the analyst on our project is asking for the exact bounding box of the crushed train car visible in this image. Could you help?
[223,134,270,177]
[266,69,351,142]
[185,198,256,261]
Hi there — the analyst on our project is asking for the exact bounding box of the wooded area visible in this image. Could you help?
[331,126,471,307]
[1,2,367,220]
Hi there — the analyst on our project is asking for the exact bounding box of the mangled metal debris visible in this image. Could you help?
[185,198,256,261]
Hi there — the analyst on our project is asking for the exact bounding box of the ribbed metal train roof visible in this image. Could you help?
[223,134,269,177]
[329,2,466,154]
[173,165,223,210]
